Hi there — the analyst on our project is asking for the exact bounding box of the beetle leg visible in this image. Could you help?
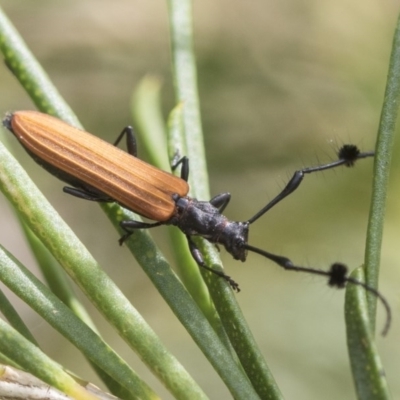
[63,186,111,202]
[209,193,231,213]
[118,220,164,245]
[186,236,240,292]
[171,155,189,181]
[113,126,137,157]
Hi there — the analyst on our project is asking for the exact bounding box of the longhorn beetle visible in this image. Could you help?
[3,111,390,334]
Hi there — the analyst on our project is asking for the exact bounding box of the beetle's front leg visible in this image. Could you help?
[119,220,164,245]
[186,236,240,292]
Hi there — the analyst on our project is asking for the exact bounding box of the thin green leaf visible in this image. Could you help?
[0,319,101,400]
[123,77,258,398]
[20,223,134,399]
[20,222,96,329]
[167,1,282,398]
[166,106,231,346]
[131,75,169,168]
[131,81,256,395]
[345,268,390,400]
[364,10,400,327]
[198,240,283,400]
[0,244,158,400]
[167,0,208,197]
[0,288,38,346]
[0,353,21,369]
[132,85,224,343]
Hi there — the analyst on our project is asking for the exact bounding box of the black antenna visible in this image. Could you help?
[243,248,390,335]
[247,145,374,225]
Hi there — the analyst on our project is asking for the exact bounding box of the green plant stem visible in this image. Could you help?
[21,222,96,330]
[0,319,101,400]
[344,10,400,400]
[117,77,261,397]
[132,84,231,348]
[364,10,400,328]
[0,243,159,400]
[0,288,38,346]
[166,1,282,398]
[345,268,390,400]
[20,223,134,399]
[167,0,208,196]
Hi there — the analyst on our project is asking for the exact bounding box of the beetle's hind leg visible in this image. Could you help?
[63,187,112,202]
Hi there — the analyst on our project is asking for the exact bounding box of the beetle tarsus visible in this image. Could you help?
[226,276,240,292]
[118,232,132,246]
[198,262,241,292]
[219,273,240,292]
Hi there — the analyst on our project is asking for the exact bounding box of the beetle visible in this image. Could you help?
[1,111,376,288]
[2,110,390,334]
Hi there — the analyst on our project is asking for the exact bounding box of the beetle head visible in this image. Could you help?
[221,221,249,261]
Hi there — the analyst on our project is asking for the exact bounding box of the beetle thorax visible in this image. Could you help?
[172,196,249,261]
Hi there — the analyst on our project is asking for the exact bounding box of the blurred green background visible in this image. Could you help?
[0,1,399,399]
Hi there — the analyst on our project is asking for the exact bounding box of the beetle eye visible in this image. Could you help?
[235,238,243,248]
